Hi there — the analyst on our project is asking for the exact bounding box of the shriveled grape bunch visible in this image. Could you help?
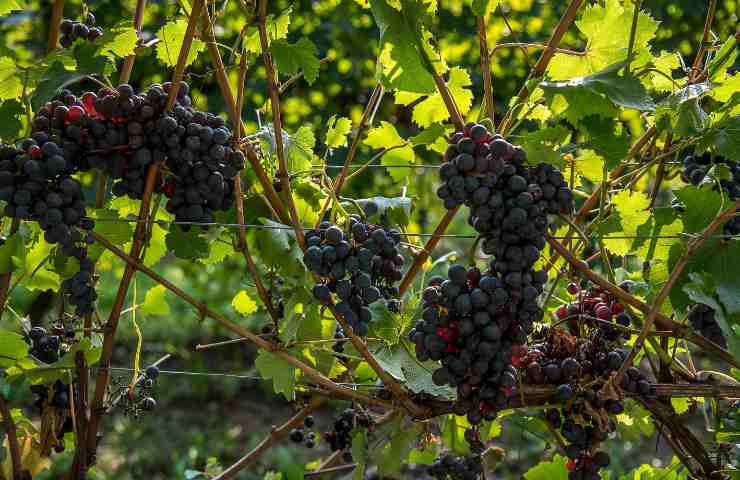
[304,214,404,338]
[681,151,740,237]
[688,304,727,348]
[59,14,103,48]
[323,408,373,462]
[523,291,657,480]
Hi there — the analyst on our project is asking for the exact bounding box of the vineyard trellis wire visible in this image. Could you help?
[0,0,738,479]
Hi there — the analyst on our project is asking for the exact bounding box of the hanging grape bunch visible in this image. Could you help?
[30,380,75,454]
[410,263,545,423]
[119,365,161,418]
[304,213,404,337]
[323,408,373,462]
[289,415,318,449]
[688,304,727,348]
[59,13,103,48]
[681,151,740,237]
[428,453,484,480]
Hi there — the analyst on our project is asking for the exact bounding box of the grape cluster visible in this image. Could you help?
[324,408,373,461]
[427,453,484,480]
[410,262,547,423]
[555,283,632,341]
[28,325,72,364]
[120,364,160,418]
[688,304,727,348]
[289,415,317,448]
[681,152,740,237]
[59,14,103,48]
[304,214,404,338]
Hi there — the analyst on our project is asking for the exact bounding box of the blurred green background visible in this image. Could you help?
[0,0,738,478]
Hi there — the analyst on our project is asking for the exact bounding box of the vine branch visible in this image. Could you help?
[0,394,24,480]
[118,0,148,83]
[476,15,495,125]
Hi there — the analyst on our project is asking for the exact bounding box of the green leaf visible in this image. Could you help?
[700,115,740,159]
[30,61,86,111]
[286,125,317,172]
[372,343,456,398]
[232,290,259,316]
[707,35,738,82]
[254,350,296,400]
[365,121,407,149]
[619,458,688,480]
[324,116,353,149]
[243,8,291,53]
[377,417,422,475]
[542,61,655,113]
[548,87,617,126]
[140,285,171,316]
[0,99,24,142]
[398,67,474,127]
[351,429,368,480]
[547,0,658,79]
[519,125,570,166]
[0,233,25,274]
[155,18,206,68]
[253,219,306,278]
[271,38,320,85]
[583,117,630,169]
[523,454,568,480]
[165,227,209,260]
[0,330,28,367]
[381,144,416,182]
[371,0,437,93]
[95,21,139,59]
[409,123,448,148]
[0,57,22,101]
[0,0,25,16]
[573,149,605,187]
[470,0,499,16]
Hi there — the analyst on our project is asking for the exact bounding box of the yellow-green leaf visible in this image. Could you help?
[325,115,353,148]
[365,121,406,149]
[155,19,206,68]
[232,290,258,315]
[0,57,22,101]
[140,285,171,316]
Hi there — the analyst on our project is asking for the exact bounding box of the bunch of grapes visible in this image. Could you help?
[410,262,547,423]
[688,304,727,348]
[681,152,740,237]
[427,453,484,480]
[59,14,103,48]
[120,365,160,418]
[546,408,612,480]
[304,214,404,337]
[289,415,318,448]
[27,324,75,364]
[323,408,373,461]
[555,283,632,341]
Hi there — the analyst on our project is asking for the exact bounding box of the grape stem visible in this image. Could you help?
[212,398,324,480]
[476,15,495,126]
[0,394,24,480]
[257,0,307,248]
[47,0,64,52]
[119,0,148,83]
[689,0,717,83]
[0,217,21,319]
[613,200,740,386]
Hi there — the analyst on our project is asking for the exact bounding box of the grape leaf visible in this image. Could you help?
[243,8,291,53]
[0,330,28,367]
[165,227,210,260]
[470,0,499,16]
[324,115,352,148]
[140,285,171,316]
[376,417,422,475]
[548,87,617,126]
[286,125,317,172]
[700,115,740,159]
[547,0,658,79]
[523,454,568,480]
[95,21,139,59]
[0,0,24,16]
[232,290,259,316]
[519,126,570,167]
[371,0,437,93]
[542,61,655,112]
[254,350,296,400]
[143,223,168,267]
[573,149,605,187]
[583,117,630,169]
[0,232,25,274]
[619,458,688,479]
[365,121,406,149]
[0,99,23,142]
[271,38,320,85]
[253,219,305,278]
[31,61,89,111]
[381,144,416,182]
[372,342,455,397]
[711,74,740,103]
[155,18,206,68]
[0,56,21,101]
[23,238,59,292]
[352,429,368,480]
[409,123,449,148]
[397,67,474,127]
[707,35,738,82]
